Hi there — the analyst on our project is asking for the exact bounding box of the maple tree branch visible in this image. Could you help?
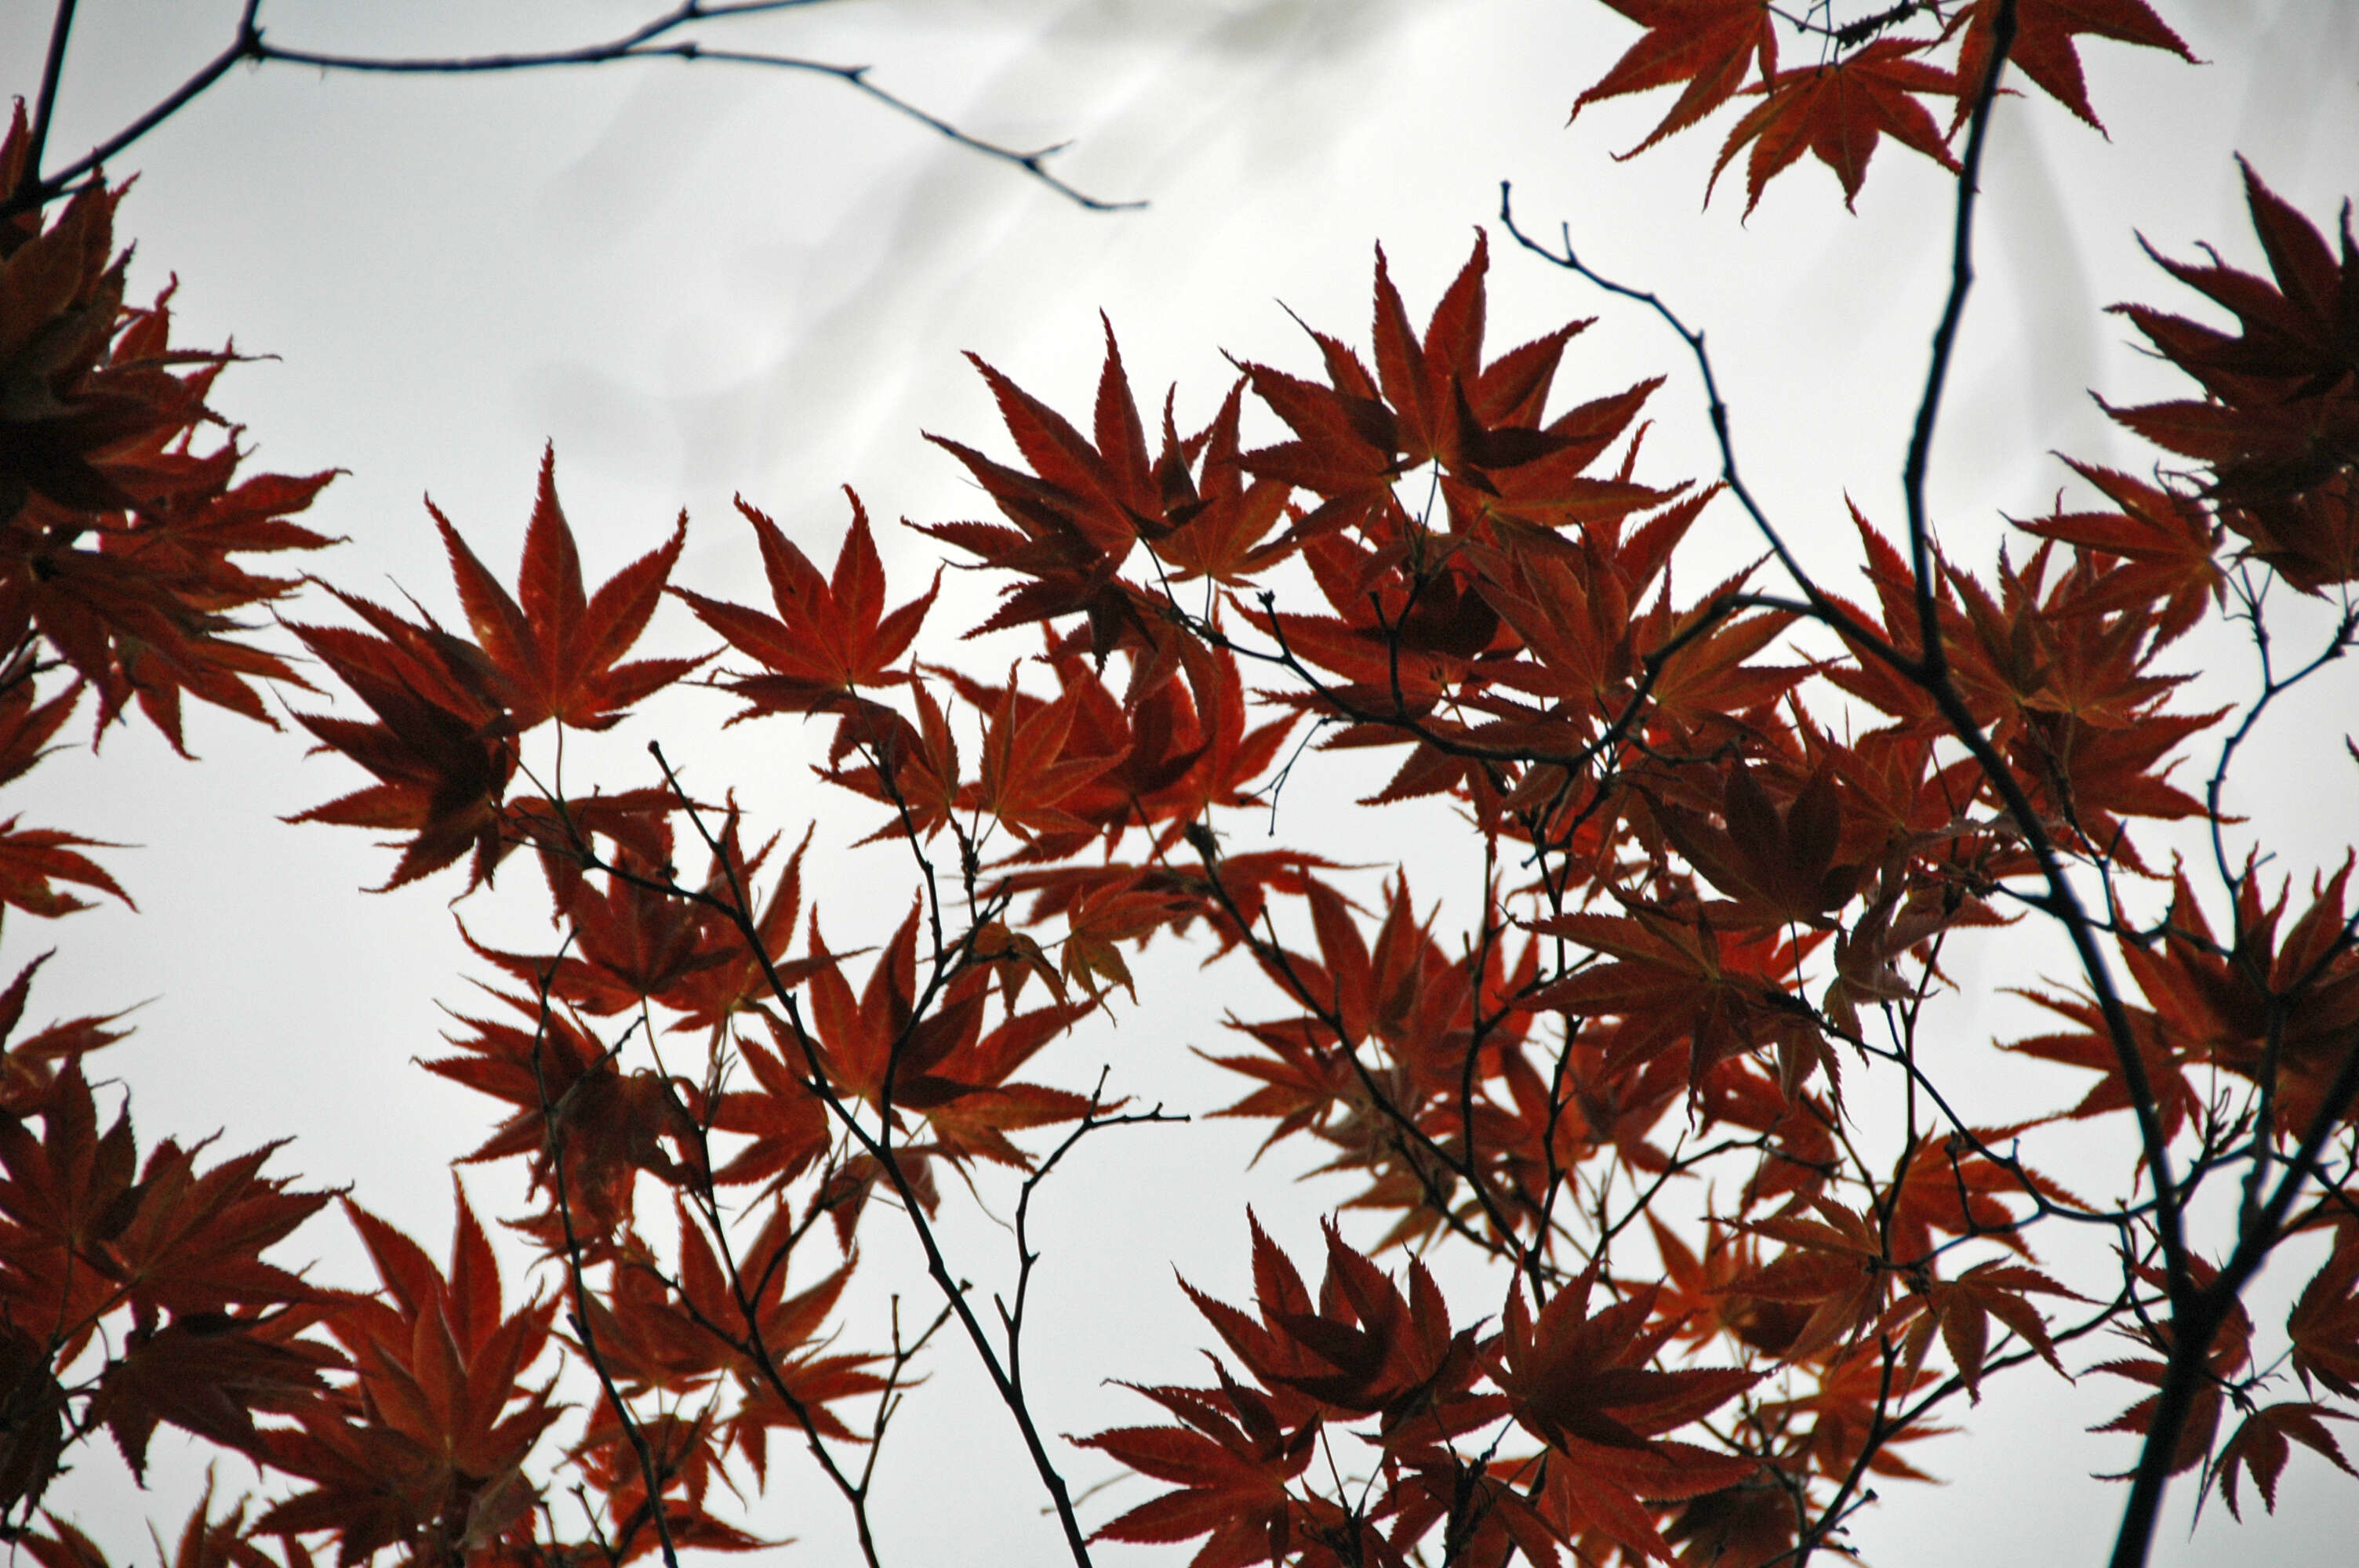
[12,0,1140,215]
[996,1073,1183,1406]
[856,1297,958,1497]
[2095,1002,2359,1554]
[20,0,78,192]
[1899,0,2008,677]
[3,0,263,216]
[1791,1337,1900,1568]
[1880,10,2170,1251]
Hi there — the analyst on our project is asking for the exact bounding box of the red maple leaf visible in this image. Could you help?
[1570,0,1780,158]
[430,445,699,731]
[966,665,1128,844]
[675,488,936,718]
[1485,1269,1758,1563]
[283,589,517,891]
[2103,161,2359,592]
[2212,1401,2355,1519]
[1077,1369,1321,1568]
[1953,0,2196,132]
[0,816,130,925]
[1710,42,1961,216]
[2288,1221,2359,1401]
[260,1186,562,1563]
[1180,1214,1492,1435]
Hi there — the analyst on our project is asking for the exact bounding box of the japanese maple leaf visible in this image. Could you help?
[1888,1259,2079,1400]
[284,589,517,891]
[2288,1221,2359,1400]
[2117,159,2359,405]
[707,1033,832,1195]
[2013,460,2225,644]
[462,818,815,1022]
[968,666,1127,843]
[1054,871,1178,1002]
[0,1058,329,1479]
[1883,1127,2081,1265]
[0,129,338,750]
[0,816,129,924]
[814,682,968,850]
[0,952,129,1117]
[791,924,1094,1171]
[2212,1401,2355,1519]
[102,1132,334,1319]
[89,1308,332,1479]
[918,324,1179,660]
[1729,1199,1893,1362]
[0,677,80,789]
[1659,1475,1799,1568]
[1754,1345,1947,1482]
[503,784,678,909]
[0,1058,144,1343]
[2044,862,2359,1138]
[659,822,833,1034]
[574,1405,778,1561]
[1077,1370,1321,1568]
[1447,377,1681,537]
[430,445,699,731]
[1235,335,1404,543]
[0,1319,69,1522]
[2104,163,2359,590]
[423,989,700,1244]
[1201,1011,1361,1156]
[1124,640,1299,830]
[1369,235,1489,470]
[1146,380,1296,586]
[1525,906,1825,1098]
[1485,1269,1757,1563]
[1710,42,1961,216]
[1569,0,1779,158]
[675,489,936,719]
[581,1202,881,1472]
[1180,1214,1488,1432]
[1647,760,1863,930]
[1953,0,2196,132]
[261,1187,562,1563]
[24,1483,301,1568]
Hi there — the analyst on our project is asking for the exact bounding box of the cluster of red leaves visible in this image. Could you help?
[2105,160,2359,593]
[0,107,636,1568]
[2012,859,2359,1143]
[0,105,333,931]
[1079,1218,1554,1568]
[282,444,694,891]
[1569,0,2194,214]
[5,32,2359,1566]
[888,204,2359,1554]
[0,104,338,750]
[0,1009,598,1566]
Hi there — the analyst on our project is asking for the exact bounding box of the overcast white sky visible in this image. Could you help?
[6,2,2358,1563]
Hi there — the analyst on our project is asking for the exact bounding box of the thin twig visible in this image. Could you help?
[9,0,1139,214]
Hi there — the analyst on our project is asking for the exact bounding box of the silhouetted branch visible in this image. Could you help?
[7,0,1140,216]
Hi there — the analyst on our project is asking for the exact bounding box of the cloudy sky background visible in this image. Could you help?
[5,1,2357,1563]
